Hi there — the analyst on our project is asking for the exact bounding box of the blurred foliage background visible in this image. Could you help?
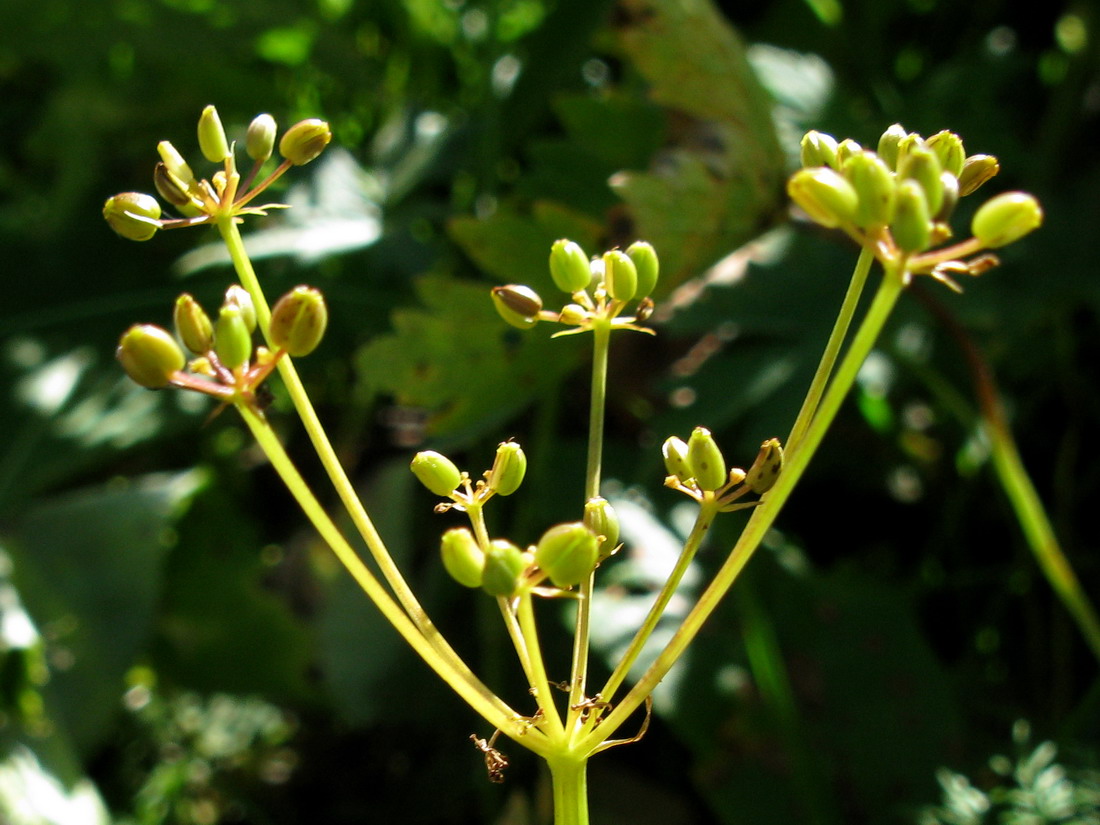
[0,0,1098,822]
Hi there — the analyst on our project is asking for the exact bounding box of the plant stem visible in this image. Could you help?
[547,755,589,825]
[215,218,472,674]
[786,244,875,456]
[235,402,532,744]
[517,595,566,737]
[567,321,612,717]
[598,499,719,704]
[580,261,905,750]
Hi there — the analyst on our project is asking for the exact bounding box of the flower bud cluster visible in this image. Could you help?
[411,441,616,597]
[662,430,784,511]
[789,125,1042,288]
[491,239,661,338]
[104,106,333,241]
[116,284,327,407]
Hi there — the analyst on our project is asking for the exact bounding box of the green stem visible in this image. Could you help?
[517,595,566,737]
[598,499,719,704]
[548,755,589,825]
[235,403,531,745]
[786,245,875,456]
[215,218,469,671]
[580,262,905,751]
[567,322,612,717]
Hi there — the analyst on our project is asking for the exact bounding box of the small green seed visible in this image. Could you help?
[971,192,1043,248]
[174,293,214,354]
[410,450,462,497]
[491,285,541,329]
[625,241,660,299]
[213,305,253,371]
[246,114,277,162]
[549,239,593,293]
[198,104,231,163]
[603,249,638,302]
[744,438,784,495]
[481,540,528,598]
[117,324,185,389]
[103,192,162,242]
[584,497,620,562]
[787,167,859,229]
[535,522,598,589]
[662,436,693,483]
[279,118,332,166]
[270,285,328,357]
[487,441,526,497]
[687,427,727,492]
[440,527,485,588]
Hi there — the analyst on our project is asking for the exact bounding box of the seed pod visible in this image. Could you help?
[843,151,896,231]
[487,441,526,496]
[223,285,257,333]
[625,241,659,299]
[926,130,966,178]
[103,192,162,241]
[662,436,693,483]
[154,162,193,208]
[584,497,620,561]
[799,130,839,169]
[481,540,528,598]
[935,170,960,223]
[558,304,588,325]
[410,450,462,497]
[246,114,277,162]
[174,293,214,354]
[491,285,541,329]
[214,305,253,370]
[270,285,328,357]
[687,427,726,492]
[603,249,638,302]
[898,143,944,217]
[535,522,598,588]
[891,179,933,254]
[156,141,196,187]
[198,104,231,163]
[117,324,185,389]
[549,239,593,294]
[877,123,908,170]
[957,154,1000,197]
[744,438,784,495]
[279,118,332,166]
[834,138,862,168]
[786,167,859,229]
[440,527,485,588]
[971,192,1043,248]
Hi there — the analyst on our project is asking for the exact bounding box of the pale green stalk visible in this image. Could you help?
[579,260,906,751]
[235,402,535,746]
[215,217,499,708]
[548,756,589,825]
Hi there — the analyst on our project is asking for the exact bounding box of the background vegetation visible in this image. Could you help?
[0,0,1097,822]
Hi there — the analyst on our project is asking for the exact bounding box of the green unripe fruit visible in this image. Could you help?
[744,438,784,495]
[957,154,1000,197]
[214,305,253,371]
[487,441,526,496]
[786,167,859,229]
[625,241,660,299]
[117,324,185,389]
[270,285,328,357]
[103,192,162,241]
[246,113,277,162]
[549,239,593,293]
[662,436,693,483]
[410,450,462,497]
[926,130,966,178]
[584,497,620,562]
[223,285,257,333]
[279,118,332,166]
[157,141,196,187]
[491,285,541,329]
[898,143,944,217]
[834,138,862,168]
[936,171,960,222]
[559,304,588,325]
[198,104,231,163]
[440,527,485,588]
[481,540,528,598]
[891,180,933,254]
[535,522,598,589]
[687,427,727,492]
[843,151,896,231]
[603,249,638,302]
[877,123,908,170]
[174,293,214,354]
[799,130,839,169]
[154,162,193,208]
[971,192,1043,248]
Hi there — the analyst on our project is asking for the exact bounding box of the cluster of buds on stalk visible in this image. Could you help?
[663,429,784,511]
[103,105,331,241]
[116,284,327,408]
[410,443,619,598]
[491,239,660,336]
[788,125,1042,289]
